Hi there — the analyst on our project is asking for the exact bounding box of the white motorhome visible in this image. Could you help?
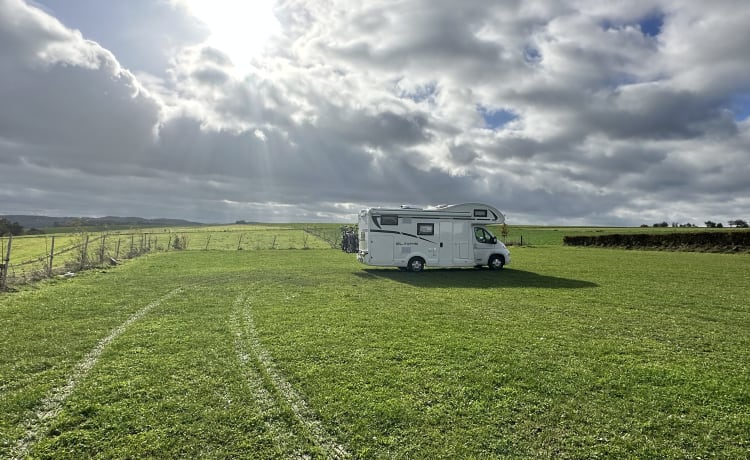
[356,203,511,272]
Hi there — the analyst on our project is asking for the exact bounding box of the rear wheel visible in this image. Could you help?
[488,255,504,270]
[407,257,425,272]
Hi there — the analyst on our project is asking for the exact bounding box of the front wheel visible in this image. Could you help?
[488,255,505,270]
[407,257,425,272]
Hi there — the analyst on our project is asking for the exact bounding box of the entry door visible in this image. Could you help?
[370,234,394,263]
[438,221,453,266]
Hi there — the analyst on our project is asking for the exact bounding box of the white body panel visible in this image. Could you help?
[356,203,511,270]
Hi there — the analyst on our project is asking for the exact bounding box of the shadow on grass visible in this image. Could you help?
[355,268,598,289]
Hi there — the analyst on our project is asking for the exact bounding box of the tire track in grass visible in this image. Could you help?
[230,296,307,458]
[10,287,183,460]
[232,293,350,459]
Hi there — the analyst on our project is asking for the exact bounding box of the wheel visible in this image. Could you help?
[488,255,504,270]
[407,257,425,272]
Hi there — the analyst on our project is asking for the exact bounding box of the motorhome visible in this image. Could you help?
[356,203,510,272]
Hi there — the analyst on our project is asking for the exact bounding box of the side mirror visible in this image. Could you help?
[491,236,497,244]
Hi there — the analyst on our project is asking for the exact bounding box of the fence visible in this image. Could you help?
[302,226,341,249]
[0,232,160,290]
[0,228,336,291]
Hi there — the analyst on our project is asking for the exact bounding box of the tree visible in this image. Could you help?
[0,218,24,236]
[705,221,717,228]
[728,219,749,228]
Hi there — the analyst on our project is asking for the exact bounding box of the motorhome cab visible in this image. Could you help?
[357,203,511,272]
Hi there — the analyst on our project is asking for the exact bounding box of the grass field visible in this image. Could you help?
[1,225,337,285]
[4,224,338,262]
[1,243,748,458]
[5,223,738,270]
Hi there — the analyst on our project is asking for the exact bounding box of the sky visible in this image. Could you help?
[1,0,749,225]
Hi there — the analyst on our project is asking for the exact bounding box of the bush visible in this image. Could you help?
[563,231,750,252]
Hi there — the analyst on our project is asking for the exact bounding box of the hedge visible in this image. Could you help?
[562,231,750,253]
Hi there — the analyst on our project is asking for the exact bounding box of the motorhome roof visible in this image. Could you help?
[363,203,505,223]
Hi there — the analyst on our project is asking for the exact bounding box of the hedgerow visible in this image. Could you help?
[563,230,750,252]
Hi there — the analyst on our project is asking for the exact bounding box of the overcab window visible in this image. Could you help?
[380,215,398,225]
[473,209,488,217]
[417,223,434,235]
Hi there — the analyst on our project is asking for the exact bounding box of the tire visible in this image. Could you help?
[488,254,504,270]
[407,257,425,272]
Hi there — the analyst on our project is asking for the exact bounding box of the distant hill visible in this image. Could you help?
[1,215,204,229]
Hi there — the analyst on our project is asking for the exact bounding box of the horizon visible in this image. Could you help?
[2,1,749,226]
[3,212,745,229]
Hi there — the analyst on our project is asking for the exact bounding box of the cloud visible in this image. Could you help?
[1,0,750,226]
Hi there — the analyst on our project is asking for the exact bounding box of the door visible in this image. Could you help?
[453,221,470,261]
[472,226,495,264]
[438,221,453,266]
[370,234,394,263]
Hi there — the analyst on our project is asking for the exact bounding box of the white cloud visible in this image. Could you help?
[2,0,750,226]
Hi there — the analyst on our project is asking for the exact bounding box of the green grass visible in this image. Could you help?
[5,225,334,261]
[1,247,749,458]
[2,226,333,283]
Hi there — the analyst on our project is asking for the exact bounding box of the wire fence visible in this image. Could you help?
[1,233,137,290]
[1,227,346,291]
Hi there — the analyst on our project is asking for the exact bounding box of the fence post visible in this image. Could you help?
[80,235,89,270]
[116,237,121,259]
[1,235,11,291]
[237,233,243,250]
[205,234,211,250]
[48,236,55,277]
[99,234,106,264]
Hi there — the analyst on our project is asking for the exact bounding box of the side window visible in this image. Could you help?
[474,227,489,243]
[417,223,434,235]
[474,209,488,218]
[380,215,398,225]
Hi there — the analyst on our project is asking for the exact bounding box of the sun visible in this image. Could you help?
[178,0,280,69]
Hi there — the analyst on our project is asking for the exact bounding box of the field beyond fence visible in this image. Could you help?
[1,225,341,290]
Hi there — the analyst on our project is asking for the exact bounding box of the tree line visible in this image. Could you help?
[644,219,748,228]
[0,218,43,236]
